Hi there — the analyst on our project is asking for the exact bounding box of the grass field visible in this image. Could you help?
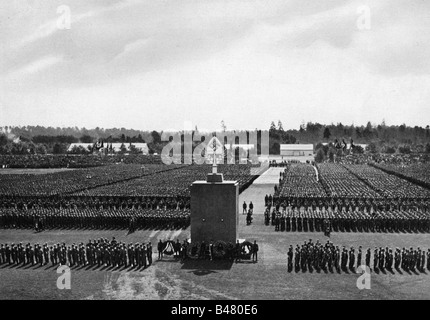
[0,168,76,175]
[0,214,429,300]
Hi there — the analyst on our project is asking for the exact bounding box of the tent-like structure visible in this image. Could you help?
[67,142,149,154]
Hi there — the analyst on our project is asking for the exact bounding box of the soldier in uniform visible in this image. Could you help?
[280,213,285,232]
[0,244,4,265]
[401,248,407,271]
[287,245,293,272]
[427,249,430,271]
[252,240,258,262]
[67,246,73,266]
[157,239,164,260]
[275,213,280,231]
[378,248,385,271]
[127,244,133,267]
[357,246,362,268]
[37,244,43,266]
[386,249,393,271]
[286,211,291,231]
[333,246,340,272]
[339,247,346,271]
[373,248,378,272]
[181,240,188,262]
[392,248,398,270]
[43,244,49,265]
[349,247,355,271]
[365,248,371,268]
[264,208,270,226]
[420,250,426,272]
[29,245,35,266]
[142,245,147,268]
[294,245,300,272]
[234,240,241,263]
[174,240,181,258]
[147,242,153,265]
[45,246,52,266]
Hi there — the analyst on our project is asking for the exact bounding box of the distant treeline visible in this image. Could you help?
[268,120,430,155]
[0,121,429,155]
[31,134,147,144]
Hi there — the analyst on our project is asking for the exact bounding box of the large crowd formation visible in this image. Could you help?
[0,164,182,197]
[274,163,325,198]
[0,163,260,230]
[73,164,261,198]
[370,153,429,165]
[288,240,430,274]
[267,162,430,233]
[343,164,430,199]
[316,163,380,198]
[273,162,430,201]
[0,163,258,198]
[372,162,430,189]
[0,154,164,168]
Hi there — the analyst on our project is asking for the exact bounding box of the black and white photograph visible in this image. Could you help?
[0,0,429,305]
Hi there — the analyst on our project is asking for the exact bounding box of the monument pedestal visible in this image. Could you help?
[190,174,238,244]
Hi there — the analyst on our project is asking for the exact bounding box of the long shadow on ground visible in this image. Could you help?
[180,259,233,272]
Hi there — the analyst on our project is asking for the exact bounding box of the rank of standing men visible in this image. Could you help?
[0,238,155,269]
[264,203,430,234]
[287,239,429,274]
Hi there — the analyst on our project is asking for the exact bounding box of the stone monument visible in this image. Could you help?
[190,137,239,244]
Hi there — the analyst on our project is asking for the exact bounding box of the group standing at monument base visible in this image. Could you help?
[0,238,259,270]
[159,239,259,262]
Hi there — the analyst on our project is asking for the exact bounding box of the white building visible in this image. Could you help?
[225,144,255,151]
[280,144,314,157]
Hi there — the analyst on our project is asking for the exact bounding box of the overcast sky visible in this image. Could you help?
[1,0,429,131]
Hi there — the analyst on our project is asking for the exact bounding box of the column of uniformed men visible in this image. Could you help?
[264,195,430,234]
[0,238,157,269]
[0,208,191,231]
[0,239,260,266]
[266,207,430,233]
[0,196,191,211]
[287,240,430,273]
[266,195,430,213]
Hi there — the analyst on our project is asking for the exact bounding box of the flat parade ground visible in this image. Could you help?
[0,168,76,175]
[0,168,429,300]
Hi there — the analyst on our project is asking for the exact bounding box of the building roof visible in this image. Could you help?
[225,144,255,150]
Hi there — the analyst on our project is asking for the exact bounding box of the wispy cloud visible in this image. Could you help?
[12,0,141,49]
[9,55,63,76]
[1,0,429,129]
